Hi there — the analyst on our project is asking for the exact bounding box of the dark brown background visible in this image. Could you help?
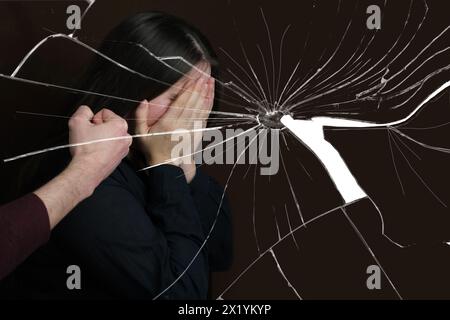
[0,0,449,299]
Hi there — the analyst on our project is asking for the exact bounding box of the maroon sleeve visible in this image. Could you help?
[0,193,50,280]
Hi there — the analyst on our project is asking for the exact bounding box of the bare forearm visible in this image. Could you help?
[33,159,98,229]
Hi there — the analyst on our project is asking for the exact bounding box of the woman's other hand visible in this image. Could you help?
[134,67,214,182]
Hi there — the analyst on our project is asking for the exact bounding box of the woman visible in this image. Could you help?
[7,12,232,299]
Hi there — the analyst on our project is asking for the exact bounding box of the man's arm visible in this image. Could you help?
[0,105,131,280]
[33,106,131,228]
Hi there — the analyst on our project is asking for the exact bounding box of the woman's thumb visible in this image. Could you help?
[135,100,149,133]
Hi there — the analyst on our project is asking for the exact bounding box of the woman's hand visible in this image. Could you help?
[134,74,214,182]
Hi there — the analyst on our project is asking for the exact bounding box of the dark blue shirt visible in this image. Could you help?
[4,161,232,299]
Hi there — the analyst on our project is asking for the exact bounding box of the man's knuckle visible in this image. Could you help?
[114,119,127,132]
[68,117,80,128]
[121,119,128,131]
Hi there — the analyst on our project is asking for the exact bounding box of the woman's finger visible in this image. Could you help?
[206,78,215,112]
[145,96,171,127]
[134,100,149,134]
[177,77,206,124]
[190,77,212,122]
[160,79,195,123]
[202,78,215,128]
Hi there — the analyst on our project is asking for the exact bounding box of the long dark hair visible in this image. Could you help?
[17,11,219,195]
[73,11,219,117]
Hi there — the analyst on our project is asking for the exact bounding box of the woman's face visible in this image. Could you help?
[145,61,212,125]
